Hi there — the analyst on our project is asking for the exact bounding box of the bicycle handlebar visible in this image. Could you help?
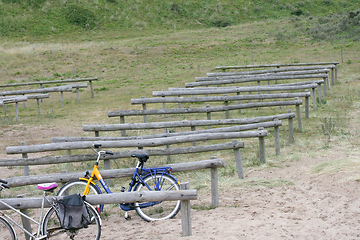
[0,179,10,189]
[0,179,7,184]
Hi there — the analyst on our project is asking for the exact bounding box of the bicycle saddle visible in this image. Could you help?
[131,153,149,162]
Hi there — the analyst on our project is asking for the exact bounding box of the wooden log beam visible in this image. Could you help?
[0,77,98,88]
[108,100,302,117]
[198,69,330,81]
[0,86,73,96]
[3,158,225,187]
[185,74,329,88]
[131,92,310,104]
[6,131,258,154]
[207,65,336,77]
[214,62,339,71]
[0,190,197,210]
[153,84,317,96]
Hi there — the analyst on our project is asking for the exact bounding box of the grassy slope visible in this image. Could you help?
[0,1,360,195]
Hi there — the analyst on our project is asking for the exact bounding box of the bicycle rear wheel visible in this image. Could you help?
[42,203,101,240]
[134,174,181,222]
[57,180,102,213]
[0,216,16,240]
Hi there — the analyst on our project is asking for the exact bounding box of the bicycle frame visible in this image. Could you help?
[80,149,180,212]
[0,190,55,240]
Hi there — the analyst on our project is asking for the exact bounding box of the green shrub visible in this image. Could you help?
[65,4,97,29]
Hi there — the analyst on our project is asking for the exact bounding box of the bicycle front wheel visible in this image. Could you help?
[57,180,102,213]
[0,216,16,240]
[134,174,181,222]
[42,203,101,240]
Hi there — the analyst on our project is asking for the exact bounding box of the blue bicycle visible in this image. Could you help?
[57,144,181,222]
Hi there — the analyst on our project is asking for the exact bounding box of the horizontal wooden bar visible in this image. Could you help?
[207,65,336,77]
[6,131,257,154]
[108,100,302,117]
[0,77,98,88]
[0,190,197,210]
[3,158,226,187]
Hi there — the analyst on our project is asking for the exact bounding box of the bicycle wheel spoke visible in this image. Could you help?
[134,174,181,221]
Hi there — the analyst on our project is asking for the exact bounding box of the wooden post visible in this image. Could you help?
[237,92,243,114]
[317,82,322,104]
[142,97,147,123]
[258,127,266,164]
[21,142,30,176]
[206,105,211,129]
[95,131,99,137]
[17,194,32,240]
[288,110,294,143]
[162,95,166,118]
[191,126,197,146]
[274,119,280,156]
[89,80,94,98]
[248,85,252,103]
[180,182,192,237]
[76,87,80,103]
[331,67,335,86]
[165,129,171,163]
[178,95,182,108]
[311,87,317,111]
[61,91,64,107]
[36,99,41,115]
[335,65,338,82]
[120,116,126,137]
[305,91,309,118]
[295,98,303,131]
[323,77,327,96]
[224,95,230,119]
[15,102,19,121]
[210,156,219,207]
[233,140,244,179]
[104,157,112,186]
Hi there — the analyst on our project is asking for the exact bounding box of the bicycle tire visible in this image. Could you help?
[0,216,16,240]
[42,202,101,240]
[134,173,181,222]
[57,180,102,213]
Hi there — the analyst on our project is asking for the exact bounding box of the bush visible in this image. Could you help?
[65,4,97,29]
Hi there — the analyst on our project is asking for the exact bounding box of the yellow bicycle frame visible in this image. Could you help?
[80,164,104,195]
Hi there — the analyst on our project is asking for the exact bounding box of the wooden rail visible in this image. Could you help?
[0,77,98,98]
[0,188,197,236]
[185,73,329,96]
[108,99,303,133]
[0,94,49,121]
[132,91,311,120]
[157,82,323,110]
[215,61,339,85]
[79,118,284,155]
[208,65,335,77]
[198,69,330,81]
[5,131,252,177]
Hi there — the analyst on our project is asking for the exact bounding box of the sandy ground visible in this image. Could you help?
[1,119,359,239]
[97,147,360,240]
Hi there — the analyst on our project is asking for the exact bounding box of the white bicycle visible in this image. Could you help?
[0,179,101,239]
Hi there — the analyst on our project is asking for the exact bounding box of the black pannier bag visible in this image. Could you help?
[56,193,91,230]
